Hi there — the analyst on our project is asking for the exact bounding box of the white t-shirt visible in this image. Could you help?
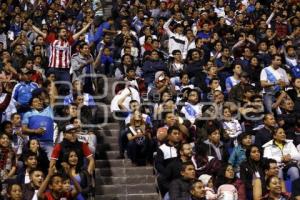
[260,66,289,94]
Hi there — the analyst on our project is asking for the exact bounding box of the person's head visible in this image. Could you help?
[272,127,286,143]
[280,98,294,112]
[24,58,34,70]
[29,169,44,188]
[191,49,200,61]
[150,50,159,60]
[10,113,21,126]
[14,44,23,55]
[213,90,224,103]
[63,124,78,143]
[246,144,261,162]
[180,72,189,85]
[271,54,282,69]
[7,184,22,200]
[263,114,276,128]
[209,78,220,90]
[24,151,38,169]
[265,176,282,195]
[190,180,206,199]
[28,139,40,153]
[258,41,268,51]
[187,89,199,105]
[180,161,196,180]
[73,93,84,106]
[155,71,166,88]
[232,64,242,76]
[286,45,296,57]
[207,125,221,145]
[163,112,176,127]
[218,163,238,189]
[72,80,83,92]
[263,159,279,177]
[174,23,184,35]
[58,27,67,40]
[172,50,182,61]
[29,97,43,111]
[1,121,13,135]
[79,42,90,56]
[167,126,182,144]
[49,174,63,194]
[237,132,252,148]
[207,66,217,77]
[62,176,71,193]
[292,77,300,89]
[223,106,232,120]
[179,143,193,159]
[65,150,79,167]
[0,132,10,148]
[198,174,213,188]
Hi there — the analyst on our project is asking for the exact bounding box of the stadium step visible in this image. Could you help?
[94,75,159,198]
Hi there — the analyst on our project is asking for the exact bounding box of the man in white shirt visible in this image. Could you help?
[260,54,289,113]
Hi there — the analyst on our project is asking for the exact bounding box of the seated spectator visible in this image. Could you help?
[61,150,91,199]
[127,110,154,166]
[21,139,49,175]
[189,180,207,200]
[263,127,300,182]
[6,183,23,200]
[181,89,203,125]
[240,144,265,200]
[168,161,196,200]
[22,168,44,200]
[158,142,193,196]
[255,176,291,200]
[215,163,246,200]
[221,106,243,147]
[198,174,218,200]
[204,125,229,162]
[50,124,95,175]
[155,126,182,175]
[225,63,242,93]
[228,132,252,173]
[255,113,276,147]
[37,165,81,200]
[192,141,221,177]
[0,132,17,197]
[16,151,38,184]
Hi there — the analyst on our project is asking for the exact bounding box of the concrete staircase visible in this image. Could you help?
[94,78,159,200]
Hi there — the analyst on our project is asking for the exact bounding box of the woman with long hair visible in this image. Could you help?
[215,163,247,200]
[240,144,265,200]
[62,150,91,200]
[21,139,49,174]
[127,110,153,165]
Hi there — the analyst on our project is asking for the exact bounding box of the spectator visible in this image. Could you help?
[215,163,247,200]
[22,168,44,200]
[50,124,95,175]
[168,161,196,200]
[263,127,300,182]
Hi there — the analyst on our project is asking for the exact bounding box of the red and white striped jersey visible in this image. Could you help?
[46,34,74,69]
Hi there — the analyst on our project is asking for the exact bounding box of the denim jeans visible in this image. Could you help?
[263,93,275,113]
[39,141,54,159]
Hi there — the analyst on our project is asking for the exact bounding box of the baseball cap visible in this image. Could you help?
[64,124,78,133]
[155,71,165,82]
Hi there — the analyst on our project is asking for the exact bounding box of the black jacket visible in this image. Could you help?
[254,127,273,147]
[169,177,193,200]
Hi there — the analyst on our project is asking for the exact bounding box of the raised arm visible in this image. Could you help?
[73,21,93,41]
[31,25,47,39]
[163,17,174,36]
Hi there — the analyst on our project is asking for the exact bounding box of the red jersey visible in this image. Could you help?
[44,191,72,200]
[46,33,74,69]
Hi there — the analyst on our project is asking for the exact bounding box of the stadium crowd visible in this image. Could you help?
[0,0,300,199]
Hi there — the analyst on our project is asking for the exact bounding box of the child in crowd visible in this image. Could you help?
[198,174,218,200]
[6,183,22,200]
